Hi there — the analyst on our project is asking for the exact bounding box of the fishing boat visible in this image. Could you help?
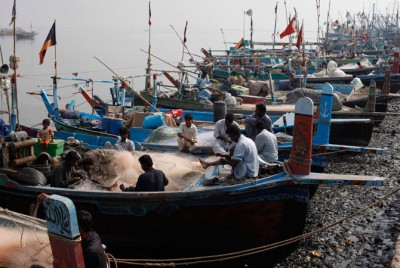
[0,97,385,267]
[141,83,385,154]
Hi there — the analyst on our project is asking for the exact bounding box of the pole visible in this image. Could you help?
[273,2,278,50]
[10,0,17,131]
[53,20,60,120]
[221,28,228,51]
[144,1,152,91]
[94,56,160,112]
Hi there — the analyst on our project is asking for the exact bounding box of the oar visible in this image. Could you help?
[94,56,161,113]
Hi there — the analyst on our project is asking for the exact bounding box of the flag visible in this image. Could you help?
[245,9,253,16]
[274,2,278,14]
[9,1,16,26]
[280,17,296,39]
[148,1,151,26]
[234,37,244,50]
[296,23,303,50]
[39,22,57,65]
[183,20,188,43]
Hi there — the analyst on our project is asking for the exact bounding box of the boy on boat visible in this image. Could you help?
[114,126,135,152]
[37,118,54,153]
[177,113,198,152]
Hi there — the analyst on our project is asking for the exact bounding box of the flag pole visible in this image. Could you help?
[52,20,60,121]
[273,1,278,50]
[10,0,18,131]
[145,1,152,92]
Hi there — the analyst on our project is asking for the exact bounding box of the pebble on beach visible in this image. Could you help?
[273,99,400,268]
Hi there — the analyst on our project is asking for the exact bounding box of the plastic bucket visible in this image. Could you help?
[102,117,111,132]
[109,118,124,135]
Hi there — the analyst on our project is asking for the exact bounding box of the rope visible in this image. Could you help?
[289,154,312,166]
[103,186,400,266]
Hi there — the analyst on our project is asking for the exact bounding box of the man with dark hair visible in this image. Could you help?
[255,121,278,163]
[200,124,259,182]
[77,210,107,268]
[177,113,198,152]
[244,103,273,141]
[120,154,169,192]
[212,113,239,157]
[115,126,135,152]
[51,150,82,188]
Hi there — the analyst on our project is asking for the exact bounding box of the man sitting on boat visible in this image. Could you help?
[227,70,245,87]
[195,71,212,102]
[200,124,259,182]
[120,154,169,192]
[255,121,278,164]
[244,103,274,141]
[51,150,82,188]
[212,113,239,157]
[114,126,135,152]
[177,113,198,152]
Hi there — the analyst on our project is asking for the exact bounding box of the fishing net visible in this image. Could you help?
[144,126,178,143]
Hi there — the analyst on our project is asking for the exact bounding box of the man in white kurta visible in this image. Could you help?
[231,134,259,179]
[200,124,258,180]
[255,122,278,163]
[177,114,198,152]
[212,113,239,156]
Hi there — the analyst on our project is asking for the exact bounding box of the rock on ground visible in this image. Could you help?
[273,98,400,268]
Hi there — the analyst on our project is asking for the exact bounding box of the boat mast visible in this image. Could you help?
[272,2,278,50]
[144,1,152,92]
[10,0,19,131]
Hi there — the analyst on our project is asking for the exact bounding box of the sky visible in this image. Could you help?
[0,0,395,42]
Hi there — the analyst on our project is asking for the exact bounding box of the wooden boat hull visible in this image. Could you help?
[0,176,309,266]
[306,73,400,93]
[53,120,119,138]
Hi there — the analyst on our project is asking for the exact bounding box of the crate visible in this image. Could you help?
[34,139,65,157]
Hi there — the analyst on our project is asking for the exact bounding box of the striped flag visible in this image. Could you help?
[9,1,16,26]
[183,20,188,43]
[148,1,151,26]
[39,22,57,65]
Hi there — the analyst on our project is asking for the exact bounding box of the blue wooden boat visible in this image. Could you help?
[0,97,385,267]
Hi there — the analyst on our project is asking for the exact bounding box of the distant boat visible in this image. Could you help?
[0,26,38,39]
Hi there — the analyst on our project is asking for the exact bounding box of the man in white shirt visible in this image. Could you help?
[177,113,198,152]
[212,113,239,157]
[255,121,278,163]
[200,124,259,181]
[114,126,135,152]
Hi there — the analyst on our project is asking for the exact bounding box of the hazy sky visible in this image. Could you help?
[0,0,394,41]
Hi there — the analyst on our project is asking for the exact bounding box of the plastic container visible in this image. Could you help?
[142,114,165,129]
[102,116,112,132]
[109,118,124,134]
[213,101,227,123]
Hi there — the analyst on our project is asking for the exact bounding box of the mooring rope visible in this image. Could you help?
[103,184,400,266]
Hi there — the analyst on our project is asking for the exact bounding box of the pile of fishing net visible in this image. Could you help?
[144,126,178,143]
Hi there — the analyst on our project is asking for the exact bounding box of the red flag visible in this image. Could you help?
[296,23,303,50]
[148,1,151,26]
[39,22,57,65]
[280,17,296,39]
[183,20,188,43]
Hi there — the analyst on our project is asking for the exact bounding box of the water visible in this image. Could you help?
[0,25,246,128]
